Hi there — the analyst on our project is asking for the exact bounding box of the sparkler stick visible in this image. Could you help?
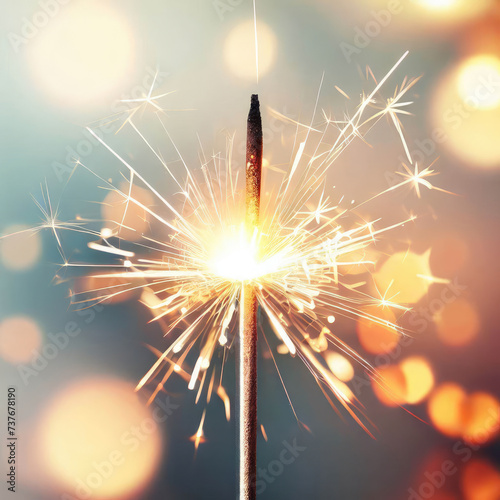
[239,94,262,500]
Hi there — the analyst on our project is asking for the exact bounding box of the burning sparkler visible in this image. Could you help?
[3,51,450,500]
[239,93,263,499]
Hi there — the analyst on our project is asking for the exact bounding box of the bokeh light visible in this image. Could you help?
[27,2,134,108]
[461,459,500,500]
[224,20,277,81]
[418,0,457,10]
[101,183,155,242]
[429,384,500,443]
[374,251,433,304]
[403,0,492,24]
[357,305,399,354]
[400,356,435,404]
[411,450,460,500]
[458,55,500,110]
[0,316,42,364]
[372,358,435,406]
[325,352,355,382]
[428,383,467,438]
[372,365,406,407]
[462,392,500,445]
[315,0,493,38]
[431,54,500,169]
[1,225,41,271]
[459,15,500,58]
[39,378,163,499]
[434,298,480,347]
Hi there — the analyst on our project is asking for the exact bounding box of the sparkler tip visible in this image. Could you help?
[249,94,261,120]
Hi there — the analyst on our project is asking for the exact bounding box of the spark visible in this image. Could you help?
[354,159,452,211]
[396,161,454,198]
[299,187,338,224]
[119,69,173,110]
[89,69,186,136]
[217,385,231,421]
[372,280,411,312]
[25,54,447,436]
[87,242,135,258]
[190,409,207,453]
[260,424,268,442]
[334,85,350,100]
[0,183,89,265]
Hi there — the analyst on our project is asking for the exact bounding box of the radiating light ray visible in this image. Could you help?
[253,0,259,84]
[87,242,135,258]
[261,328,302,424]
[20,54,448,435]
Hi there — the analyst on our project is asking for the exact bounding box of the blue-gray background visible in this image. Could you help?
[1,1,499,499]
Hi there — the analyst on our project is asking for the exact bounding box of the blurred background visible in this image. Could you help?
[1,0,500,499]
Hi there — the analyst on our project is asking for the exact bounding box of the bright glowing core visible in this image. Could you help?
[208,232,262,282]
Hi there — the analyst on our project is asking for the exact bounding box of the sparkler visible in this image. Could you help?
[239,94,262,500]
[2,51,451,500]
